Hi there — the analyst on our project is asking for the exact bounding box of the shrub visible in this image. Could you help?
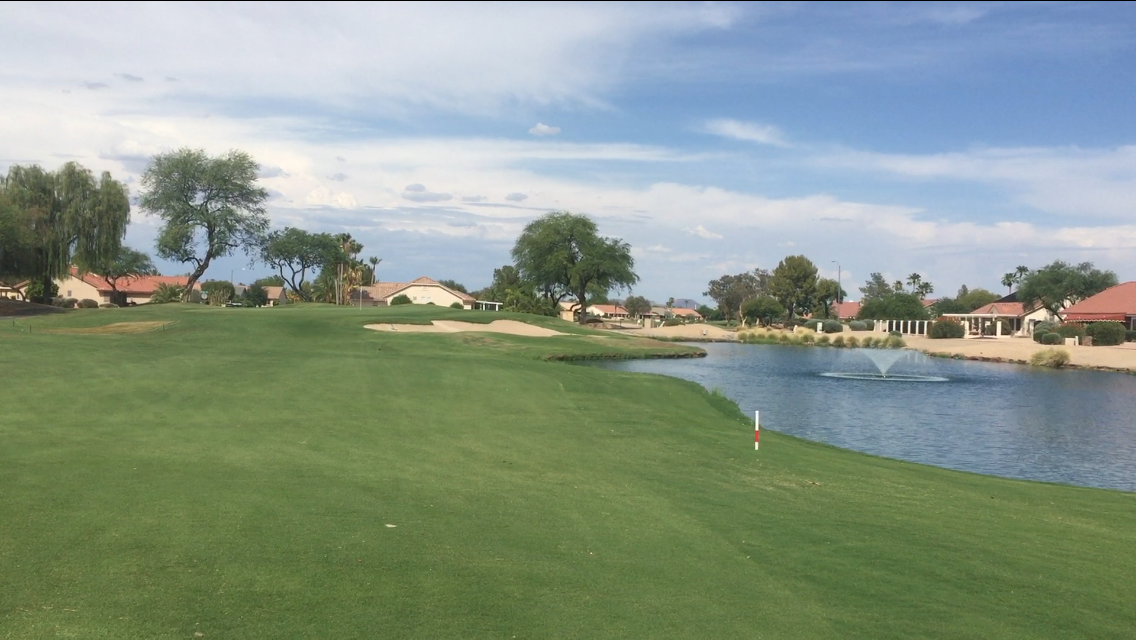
[821,319,842,334]
[861,336,876,348]
[98,303,119,308]
[846,336,860,348]
[929,319,965,339]
[889,330,902,338]
[53,297,77,309]
[1085,321,1126,346]
[887,336,906,349]
[449,302,463,309]
[801,333,815,344]
[1040,332,1063,345]
[663,318,683,327]
[981,323,997,336]
[150,283,186,304]
[848,320,868,331]
[78,299,99,308]
[1055,323,1085,339]
[1032,321,1057,343]
[1127,330,1136,343]
[1030,348,1070,368]
[832,335,845,348]
[816,335,831,346]
[391,294,413,305]
[777,333,791,344]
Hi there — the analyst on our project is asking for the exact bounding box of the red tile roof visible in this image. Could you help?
[670,307,703,318]
[834,301,861,319]
[69,266,197,294]
[1062,282,1136,321]
[967,301,1028,317]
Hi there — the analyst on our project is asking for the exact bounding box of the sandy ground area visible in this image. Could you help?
[365,319,565,337]
[612,324,738,340]
[905,335,1136,370]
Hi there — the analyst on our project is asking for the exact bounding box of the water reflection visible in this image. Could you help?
[583,344,1136,492]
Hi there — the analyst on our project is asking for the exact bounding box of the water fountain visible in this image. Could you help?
[820,348,948,382]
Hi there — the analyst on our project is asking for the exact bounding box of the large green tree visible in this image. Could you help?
[704,269,770,325]
[512,212,637,324]
[95,246,158,306]
[769,255,818,319]
[259,227,343,301]
[859,272,893,302]
[858,292,930,320]
[742,294,785,326]
[140,149,269,300]
[623,295,652,319]
[472,265,524,303]
[813,278,845,318]
[1018,261,1118,316]
[0,163,130,302]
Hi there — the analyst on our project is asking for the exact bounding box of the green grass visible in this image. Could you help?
[2,304,1134,638]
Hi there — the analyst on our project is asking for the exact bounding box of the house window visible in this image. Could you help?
[67,290,72,297]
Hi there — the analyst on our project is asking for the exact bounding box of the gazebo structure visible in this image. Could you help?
[941,298,1055,338]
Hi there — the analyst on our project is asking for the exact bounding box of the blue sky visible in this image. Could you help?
[3,2,1136,302]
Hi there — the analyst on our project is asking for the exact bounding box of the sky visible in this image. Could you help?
[3,1,1136,303]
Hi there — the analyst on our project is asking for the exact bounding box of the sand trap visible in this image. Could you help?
[904,335,1136,371]
[616,324,738,340]
[46,321,172,334]
[365,319,565,337]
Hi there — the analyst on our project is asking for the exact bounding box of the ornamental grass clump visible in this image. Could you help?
[832,335,845,348]
[1030,348,1070,368]
[846,336,860,348]
[816,334,831,346]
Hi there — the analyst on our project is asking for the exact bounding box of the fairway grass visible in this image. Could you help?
[2,304,1134,638]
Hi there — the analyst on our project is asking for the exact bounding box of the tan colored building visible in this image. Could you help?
[55,267,199,305]
[352,277,477,309]
[0,281,28,300]
[263,286,288,306]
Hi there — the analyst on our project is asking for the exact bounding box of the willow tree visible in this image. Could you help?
[140,149,269,300]
[511,211,637,324]
[0,163,130,302]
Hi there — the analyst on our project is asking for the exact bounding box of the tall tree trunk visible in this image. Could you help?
[183,254,212,302]
[40,273,53,304]
[577,288,588,325]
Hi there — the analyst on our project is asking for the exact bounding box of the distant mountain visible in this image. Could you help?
[673,298,700,309]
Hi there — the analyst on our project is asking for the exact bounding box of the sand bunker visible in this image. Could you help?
[47,321,172,334]
[618,324,738,340]
[365,319,565,337]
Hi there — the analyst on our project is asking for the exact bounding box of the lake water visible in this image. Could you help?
[584,344,1136,492]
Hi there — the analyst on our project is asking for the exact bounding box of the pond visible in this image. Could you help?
[584,343,1136,492]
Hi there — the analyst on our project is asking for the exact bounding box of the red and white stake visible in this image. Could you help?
[755,410,760,450]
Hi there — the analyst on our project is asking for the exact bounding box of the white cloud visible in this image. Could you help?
[685,224,723,239]
[528,122,561,136]
[703,119,788,147]
[504,192,528,202]
[401,184,452,202]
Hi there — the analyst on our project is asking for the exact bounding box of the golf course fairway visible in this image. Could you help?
[2,304,1134,638]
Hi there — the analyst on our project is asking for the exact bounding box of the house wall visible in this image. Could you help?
[387,285,469,309]
[1020,307,1056,336]
[55,275,107,303]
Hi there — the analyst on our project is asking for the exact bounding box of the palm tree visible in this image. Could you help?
[906,273,922,291]
[915,281,934,299]
[368,256,381,286]
[1015,265,1030,288]
[893,280,905,293]
[1001,272,1016,295]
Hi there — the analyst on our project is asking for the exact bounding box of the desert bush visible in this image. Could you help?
[801,333,815,344]
[1055,323,1086,340]
[1085,321,1126,346]
[1126,330,1136,342]
[832,335,845,348]
[929,319,965,339]
[78,299,99,308]
[391,294,413,305]
[861,336,876,348]
[150,283,186,304]
[816,334,831,346]
[98,303,119,308]
[53,297,77,308]
[886,335,906,349]
[1032,321,1057,343]
[449,302,463,309]
[663,318,683,327]
[846,336,860,348]
[848,320,868,331]
[1040,332,1063,345]
[889,330,902,338]
[1030,348,1070,368]
[821,319,842,334]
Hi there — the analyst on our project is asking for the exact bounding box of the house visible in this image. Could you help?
[264,286,288,306]
[558,300,581,322]
[834,301,861,320]
[0,281,28,300]
[352,277,477,309]
[586,304,629,320]
[941,293,1055,338]
[54,267,199,305]
[669,307,704,321]
[1060,282,1136,330]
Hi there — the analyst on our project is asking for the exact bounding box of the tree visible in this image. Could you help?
[332,233,364,305]
[369,256,381,285]
[254,275,285,287]
[742,295,785,327]
[140,148,269,301]
[769,255,818,319]
[813,278,845,318]
[705,269,769,325]
[858,292,929,320]
[200,280,236,306]
[893,280,905,293]
[512,212,638,324]
[474,265,524,303]
[957,288,997,311]
[259,228,343,301]
[624,295,651,319]
[438,279,468,294]
[1001,272,1016,295]
[907,273,923,291]
[1018,261,1118,316]
[150,282,185,304]
[859,272,892,302]
[915,281,934,300]
[1,162,130,303]
[243,283,269,307]
[696,304,721,321]
[94,247,157,306]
